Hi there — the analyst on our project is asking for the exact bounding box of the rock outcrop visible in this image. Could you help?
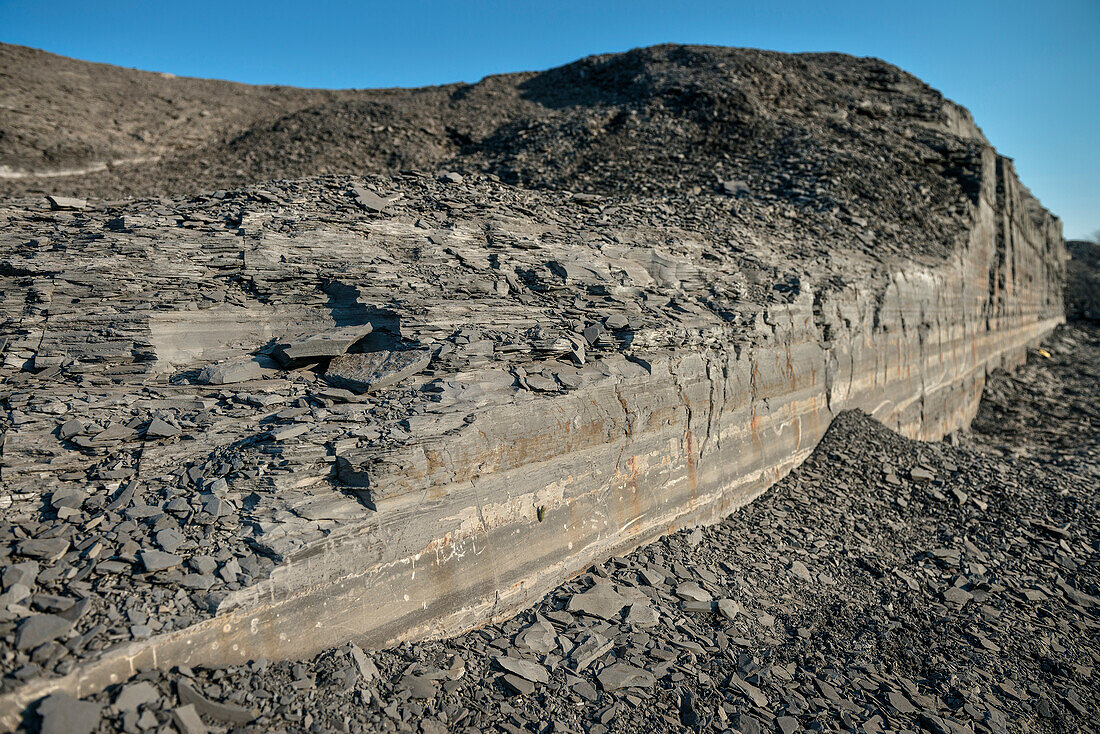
[0,43,1065,726]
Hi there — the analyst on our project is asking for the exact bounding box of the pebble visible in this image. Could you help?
[789,559,812,582]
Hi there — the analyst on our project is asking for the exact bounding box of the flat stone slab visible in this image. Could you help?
[324,349,431,393]
[46,195,87,210]
[273,324,373,366]
[196,357,263,385]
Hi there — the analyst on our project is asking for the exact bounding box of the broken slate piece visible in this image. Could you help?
[513,614,557,653]
[36,692,100,734]
[494,656,550,683]
[567,583,629,620]
[400,674,438,699]
[943,586,973,605]
[729,714,764,734]
[597,663,656,691]
[145,417,180,438]
[525,374,558,392]
[348,643,380,681]
[196,357,262,385]
[777,716,800,734]
[16,537,70,562]
[177,680,256,723]
[201,495,232,517]
[115,681,160,711]
[888,690,917,714]
[274,324,373,366]
[352,187,401,213]
[717,598,742,620]
[502,674,535,696]
[171,704,207,734]
[605,314,629,330]
[140,549,182,573]
[59,418,85,439]
[0,583,30,606]
[324,349,431,393]
[682,600,715,613]
[722,180,751,196]
[46,195,87,210]
[156,528,187,553]
[624,601,661,626]
[675,582,712,602]
[3,561,39,588]
[270,423,310,441]
[910,467,935,482]
[789,560,812,582]
[569,631,614,671]
[16,613,71,650]
[729,674,769,707]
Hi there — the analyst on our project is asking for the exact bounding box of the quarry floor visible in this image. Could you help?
[28,322,1099,734]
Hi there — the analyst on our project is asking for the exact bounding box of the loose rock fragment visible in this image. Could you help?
[16,614,71,650]
[196,357,262,385]
[171,704,207,734]
[273,324,373,366]
[146,417,180,438]
[36,693,100,734]
[140,549,182,573]
[114,681,159,711]
[789,559,812,582]
[59,418,85,439]
[722,179,750,196]
[348,643,380,681]
[597,663,656,691]
[324,349,431,392]
[352,187,401,212]
[567,584,629,620]
[494,656,550,683]
[177,680,256,723]
[46,195,87,210]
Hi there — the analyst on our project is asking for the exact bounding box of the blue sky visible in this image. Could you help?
[2,0,1096,238]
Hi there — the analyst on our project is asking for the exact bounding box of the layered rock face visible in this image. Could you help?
[0,44,1064,723]
[1066,239,1100,321]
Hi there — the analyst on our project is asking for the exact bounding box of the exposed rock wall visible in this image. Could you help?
[1066,239,1100,321]
[0,148,1062,725]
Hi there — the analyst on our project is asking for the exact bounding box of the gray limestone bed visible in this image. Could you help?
[22,322,1099,734]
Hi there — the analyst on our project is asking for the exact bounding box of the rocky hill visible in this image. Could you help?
[0,43,344,177]
[3,43,994,263]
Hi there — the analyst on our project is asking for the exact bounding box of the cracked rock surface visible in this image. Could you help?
[29,322,1095,734]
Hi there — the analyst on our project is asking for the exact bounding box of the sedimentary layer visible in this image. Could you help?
[0,136,1062,725]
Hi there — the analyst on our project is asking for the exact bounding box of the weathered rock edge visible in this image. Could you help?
[0,152,1063,728]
